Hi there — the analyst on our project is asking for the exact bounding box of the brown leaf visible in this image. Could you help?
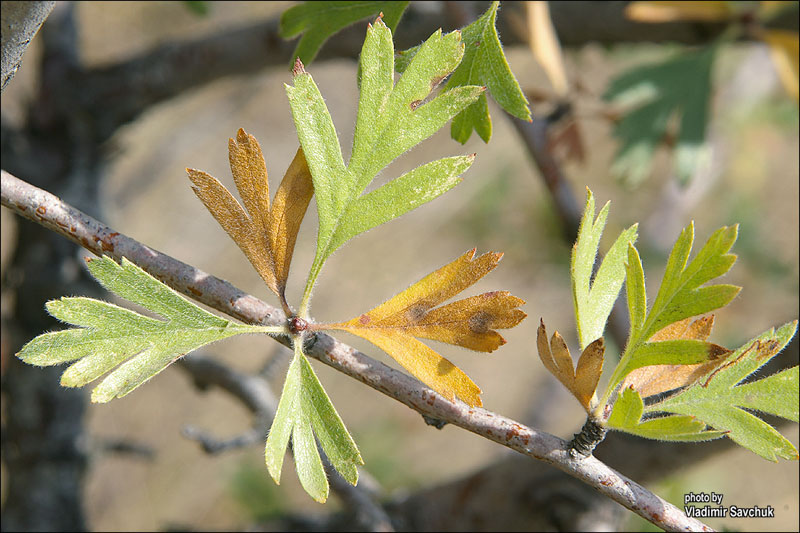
[268,147,314,298]
[621,315,731,398]
[536,320,604,411]
[188,129,314,306]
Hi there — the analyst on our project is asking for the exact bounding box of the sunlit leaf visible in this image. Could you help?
[321,249,526,406]
[620,315,730,397]
[187,129,313,303]
[571,189,638,349]
[644,321,799,461]
[280,1,408,66]
[537,320,604,412]
[605,223,740,394]
[397,1,531,143]
[604,46,716,186]
[606,386,727,441]
[265,340,363,502]
[288,18,483,311]
[17,256,278,403]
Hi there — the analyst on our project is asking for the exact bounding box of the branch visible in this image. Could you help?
[0,170,712,532]
[0,1,55,91]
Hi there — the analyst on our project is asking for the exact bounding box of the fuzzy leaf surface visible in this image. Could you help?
[280,1,408,66]
[17,256,272,403]
[288,19,483,309]
[606,223,740,394]
[188,130,313,301]
[323,249,526,406]
[265,341,363,503]
[571,189,638,349]
[607,386,727,441]
[644,321,799,461]
[604,46,715,186]
[396,1,531,143]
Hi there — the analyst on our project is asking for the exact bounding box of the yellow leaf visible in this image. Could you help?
[187,129,314,307]
[763,29,799,102]
[537,319,605,411]
[625,1,733,22]
[527,1,569,97]
[621,315,731,398]
[321,249,527,407]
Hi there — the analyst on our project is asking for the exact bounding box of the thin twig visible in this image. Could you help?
[1,170,711,532]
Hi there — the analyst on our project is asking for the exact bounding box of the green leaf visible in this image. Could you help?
[604,46,716,186]
[280,1,408,66]
[396,1,531,144]
[606,223,741,393]
[16,256,277,403]
[289,18,483,313]
[265,340,363,502]
[646,322,799,461]
[571,188,638,349]
[607,387,727,442]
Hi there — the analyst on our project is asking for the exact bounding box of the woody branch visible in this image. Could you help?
[1,170,712,532]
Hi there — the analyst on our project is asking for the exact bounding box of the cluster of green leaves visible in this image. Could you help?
[282,1,530,145]
[16,9,529,503]
[536,189,799,461]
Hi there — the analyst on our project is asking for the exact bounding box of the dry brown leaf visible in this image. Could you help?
[621,315,731,398]
[187,129,313,305]
[537,319,605,411]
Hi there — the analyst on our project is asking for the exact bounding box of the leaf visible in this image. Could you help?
[606,386,727,441]
[397,2,531,143]
[288,18,484,311]
[321,249,526,407]
[644,321,799,461]
[620,315,730,398]
[280,1,409,66]
[606,223,741,393]
[763,29,799,102]
[571,188,638,349]
[526,1,568,97]
[187,129,313,303]
[537,319,604,412]
[265,340,363,502]
[16,256,277,403]
[604,46,716,186]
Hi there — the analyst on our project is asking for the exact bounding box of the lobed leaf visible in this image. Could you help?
[606,387,727,442]
[604,46,716,186]
[537,319,604,412]
[571,189,638,349]
[188,130,313,303]
[289,19,483,310]
[17,256,273,402]
[280,1,408,66]
[606,223,740,394]
[397,1,531,143]
[645,321,799,461]
[265,341,363,502]
[322,249,526,406]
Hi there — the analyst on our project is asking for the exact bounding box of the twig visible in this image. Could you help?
[1,170,711,532]
[0,1,55,91]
